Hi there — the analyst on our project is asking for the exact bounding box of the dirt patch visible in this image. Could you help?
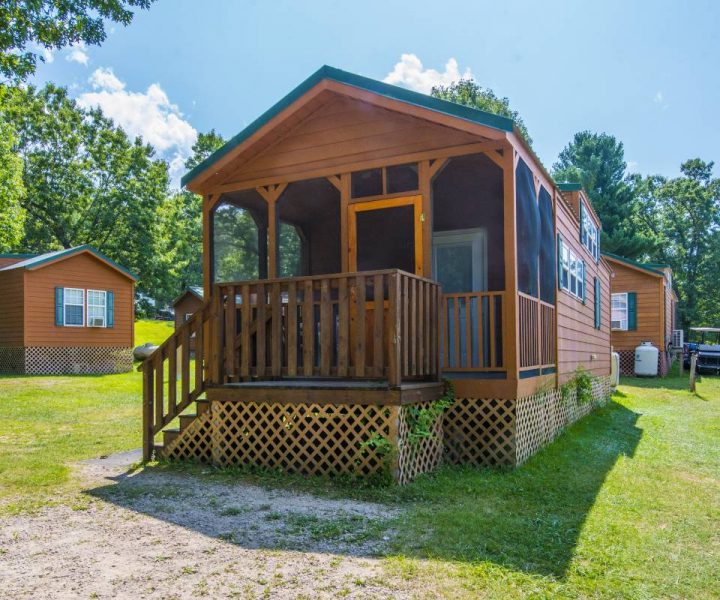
[0,452,415,599]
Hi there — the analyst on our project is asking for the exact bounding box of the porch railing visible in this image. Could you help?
[215,269,441,386]
[441,291,505,371]
[518,291,556,370]
[141,298,215,460]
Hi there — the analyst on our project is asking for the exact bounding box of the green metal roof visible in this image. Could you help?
[557,182,583,192]
[0,245,138,280]
[602,252,667,276]
[181,65,516,188]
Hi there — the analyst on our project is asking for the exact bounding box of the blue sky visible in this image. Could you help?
[31,0,720,187]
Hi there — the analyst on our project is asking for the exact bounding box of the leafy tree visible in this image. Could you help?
[553,131,651,258]
[643,160,720,330]
[0,116,25,250]
[431,79,532,146]
[0,0,155,81]
[155,130,227,305]
[2,83,168,299]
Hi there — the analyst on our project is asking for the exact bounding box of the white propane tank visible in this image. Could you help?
[611,352,620,387]
[634,341,659,377]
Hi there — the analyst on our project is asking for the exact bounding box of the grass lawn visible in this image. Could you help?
[0,334,718,597]
[0,319,172,513]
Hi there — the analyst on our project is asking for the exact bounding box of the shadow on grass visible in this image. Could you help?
[86,399,642,577]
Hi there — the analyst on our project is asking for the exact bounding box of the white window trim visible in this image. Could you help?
[87,289,107,328]
[581,201,599,261]
[63,287,85,327]
[611,292,629,331]
[558,237,585,301]
[184,313,193,322]
[432,228,488,292]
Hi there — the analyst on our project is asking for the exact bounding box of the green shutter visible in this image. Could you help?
[580,203,586,245]
[55,287,64,326]
[581,261,586,304]
[628,292,637,330]
[594,277,601,328]
[107,290,114,328]
[557,234,563,290]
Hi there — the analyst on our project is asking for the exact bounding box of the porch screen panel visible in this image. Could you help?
[213,201,261,282]
[539,186,556,303]
[356,205,415,273]
[515,158,540,297]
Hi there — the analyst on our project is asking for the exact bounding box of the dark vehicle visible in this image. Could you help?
[155,309,174,321]
[683,327,720,374]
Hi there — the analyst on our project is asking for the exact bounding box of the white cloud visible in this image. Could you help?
[78,68,197,187]
[383,54,473,94]
[66,42,89,66]
[654,91,663,103]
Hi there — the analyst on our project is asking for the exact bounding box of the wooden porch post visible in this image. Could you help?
[256,184,288,279]
[202,194,214,298]
[503,142,520,387]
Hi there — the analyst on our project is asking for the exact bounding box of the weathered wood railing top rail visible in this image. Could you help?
[214,269,441,387]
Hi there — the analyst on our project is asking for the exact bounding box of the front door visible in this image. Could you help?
[348,195,424,275]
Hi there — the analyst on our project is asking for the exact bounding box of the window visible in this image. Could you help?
[612,292,628,330]
[432,228,487,293]
[580,202,599,261]
[63,288,85,326]
[87,290,107,327]
[184,313,193,322]
[558,236,585,301]
[351,163,419,198]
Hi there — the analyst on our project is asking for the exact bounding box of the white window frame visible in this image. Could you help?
[581,202,599,261]
[63,288,85,327]
[611,292,629,331]
[558,237,585,301]
[184,313,193,322]
[432,228,488,292]
[86,289,107,328]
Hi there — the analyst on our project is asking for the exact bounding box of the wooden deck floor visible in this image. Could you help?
[206,379,443,405]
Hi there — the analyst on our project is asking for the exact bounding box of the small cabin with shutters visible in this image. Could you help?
[0,245,136,375]
[142,66,614,482]
[604,253,677,376]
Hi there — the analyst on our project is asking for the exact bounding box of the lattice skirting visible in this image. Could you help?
[160,399,444,485]
[0,346,133,375]
[444,376,612,467]
[618,350,668,376]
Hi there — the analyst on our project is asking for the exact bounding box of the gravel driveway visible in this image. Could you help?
[0,451,416,599]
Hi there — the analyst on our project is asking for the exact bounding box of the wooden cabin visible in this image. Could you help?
[604,253,677,375]
[172,287,204,351]
[0,245,136,375]
[142,66,613,482]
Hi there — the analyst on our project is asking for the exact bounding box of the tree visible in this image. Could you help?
[2,83,168,299]
[553,131,651,258]
[0,116,25,250]
[649,159,720,330]
[155,131,227,305]
[431,79,532,146]
[0,0,155,81]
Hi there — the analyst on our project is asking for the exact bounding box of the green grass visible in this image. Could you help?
[0,319,172,513]
[0,343,718,597]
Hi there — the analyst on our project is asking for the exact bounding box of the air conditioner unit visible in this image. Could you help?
[88,317,105,327]
[672,329,684,349]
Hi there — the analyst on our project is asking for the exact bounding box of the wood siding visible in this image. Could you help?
[0,269,25,346]
[174,293,204,330]
[0,257,28,268]
[608,261,664,352]
[23,253,134,347]
[221,95,481,187]
[556,196,612,383]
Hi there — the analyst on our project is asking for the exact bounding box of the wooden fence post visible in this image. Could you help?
[142,362,154,461]
[689,353,697,392]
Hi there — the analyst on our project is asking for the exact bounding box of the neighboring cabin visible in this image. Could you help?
[604,253,677,375]
[0,245,136,375]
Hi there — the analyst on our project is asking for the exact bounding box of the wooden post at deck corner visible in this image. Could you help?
[502,142,520,388]
[256,184,288,278]
[202,195,213,299]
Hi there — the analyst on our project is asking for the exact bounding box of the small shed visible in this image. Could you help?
[172,286,204,352]
[604,252,676,375]
[0,245,136,374]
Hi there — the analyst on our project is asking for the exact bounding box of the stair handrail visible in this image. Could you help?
[141,296,216,461]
